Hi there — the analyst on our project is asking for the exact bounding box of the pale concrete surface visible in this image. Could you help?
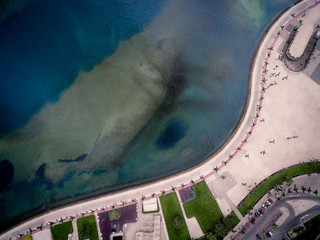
[123,202,167,240]
[287,199,320,216]
[71,220,78,240]
[275,207,290,226]
[2,1,320,240]
[32,228,52,240]
[289,23,314,57]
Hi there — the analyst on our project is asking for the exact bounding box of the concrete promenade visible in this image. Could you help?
[1,1,320,239]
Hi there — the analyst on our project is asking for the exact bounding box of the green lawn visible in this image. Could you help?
[238,162,320,215]
[183,181,223,233]
[160,192,190,240]
[21,236,32,240]
[77,215,99,240]
[294,214,320,240]
[51,221,73,240]
[108,209,119,220]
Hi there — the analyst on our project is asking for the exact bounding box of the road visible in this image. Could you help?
[238,193,320,240]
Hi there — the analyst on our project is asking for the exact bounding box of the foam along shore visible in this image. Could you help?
[2,1,320,239]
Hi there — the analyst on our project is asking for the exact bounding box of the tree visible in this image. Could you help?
[172,216,184,229]
[307,187,312,194]
[287,188,292,194]
[214,223,227,237]
[161,190,166,195]
[206,232,217,240]
[313,190,318,195]
[302,186,306,193]
[141,196,146,201]
[131,198,136,203]
[285,175,293,186]
[79,224,90,239]
[171,186,176,192]
[49,222,54,228]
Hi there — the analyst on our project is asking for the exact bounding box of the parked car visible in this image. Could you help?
[259,208,264,215]
[268,198,273,203]
[242,227,247,233]
[262,204,268,209]
[266,200,271,206]
[266,231,273,237]
[246,222,250,228]
[256,234,262,240]
[250,217,256,224]
[255,212,261,217]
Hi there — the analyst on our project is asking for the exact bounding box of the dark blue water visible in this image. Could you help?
[0,0,297,232]
[0,0,166,137]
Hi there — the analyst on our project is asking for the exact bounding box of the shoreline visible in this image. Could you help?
[0,0,315,237]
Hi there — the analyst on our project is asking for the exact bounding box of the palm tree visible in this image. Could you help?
[49,222,54,228]
[171,186,176,192]
[316,24,320,29]
[111,204,115,209]
[213,167,219,172]
[151,193,155,198]
[223,161,227,166]
[200,175,204,179]
[307,187,312,194]
[301,186,306,193]
[121,201,126,206]
[190,180,195,185]
[280,25,284,30]
[181,183,185,188]
[313,190,318,195]
[287,188,292,194]
[161,190,166,195]
[141,196,146,201]
[291,13,295,18]
[60,217,63,223]
[131,198,136,203]
[228,154,233,159]
[29,228,33,234]
[294,184,298,193]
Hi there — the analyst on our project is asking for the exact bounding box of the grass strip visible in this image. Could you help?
[160,192,190,240]
[183,181,223,233]
[237,161,320,215]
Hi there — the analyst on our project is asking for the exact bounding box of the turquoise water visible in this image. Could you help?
[0,0,296,231]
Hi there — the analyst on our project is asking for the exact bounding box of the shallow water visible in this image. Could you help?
[0,0,296,230]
